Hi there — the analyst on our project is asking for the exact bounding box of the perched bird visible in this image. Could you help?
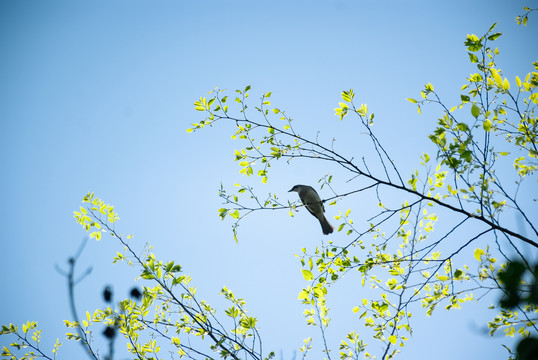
[289,184,334,235]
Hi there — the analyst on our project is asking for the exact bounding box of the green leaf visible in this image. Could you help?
[298,290,309,300]
[483,119,492,132]
[141,270,155,280]
[471,104,480,118]
[229,210,240,219]
[218,208,228,220]
[487,32,502,41]
[464,34,482,51]
[406,98,417,104]
[301,270,314,281]
[468,52,478,63]
[166,262,174,272]
[341,89,354,102]
[171,265,182,273]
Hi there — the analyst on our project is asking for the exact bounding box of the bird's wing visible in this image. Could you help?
[304,203,317,217]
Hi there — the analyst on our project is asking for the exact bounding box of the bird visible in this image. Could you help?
[288,184,334,235]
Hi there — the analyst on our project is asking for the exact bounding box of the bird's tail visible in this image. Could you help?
[319,215,334,235]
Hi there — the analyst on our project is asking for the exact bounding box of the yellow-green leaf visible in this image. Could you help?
[298,290,309,300]
[302,269,314,281]
[474,248,485,261]
[491,69,502,87]
[229,210,240,219]
[471,104,480,118]
[502,78,510,91]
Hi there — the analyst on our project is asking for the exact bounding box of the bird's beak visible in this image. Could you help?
[288,188,293,192]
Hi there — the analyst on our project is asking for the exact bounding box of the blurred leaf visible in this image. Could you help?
[471,104,480,118]
[468,52,478,63]
[301,270,314,281]
[487,32,502,41]
[517,337,538,360]
[474,248,485,261]
[229,210,240,219]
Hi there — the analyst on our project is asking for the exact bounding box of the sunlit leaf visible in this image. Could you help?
[301,270,314,281]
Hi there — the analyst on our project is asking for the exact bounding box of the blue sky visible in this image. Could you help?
[1,1,537,359]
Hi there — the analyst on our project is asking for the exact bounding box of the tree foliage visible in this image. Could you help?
[2,8,537,360]
[185,20,537,359]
